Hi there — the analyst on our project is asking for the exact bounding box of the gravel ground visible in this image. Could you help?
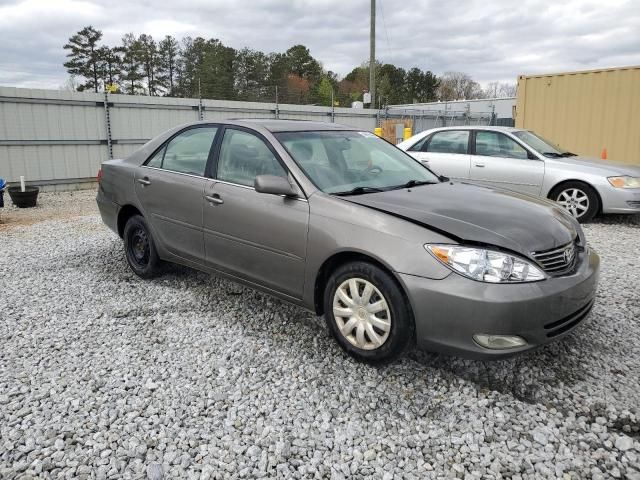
[1,190,639,479]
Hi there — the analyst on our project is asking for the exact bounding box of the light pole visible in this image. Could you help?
[369,0,376,109]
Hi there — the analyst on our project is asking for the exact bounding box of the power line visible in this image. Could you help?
[378,0,395,65]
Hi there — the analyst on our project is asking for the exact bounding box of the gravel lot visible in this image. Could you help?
[1,190,639,479]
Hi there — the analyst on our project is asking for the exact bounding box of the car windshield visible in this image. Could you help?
[513,130,574,157]
[275,130,440,194]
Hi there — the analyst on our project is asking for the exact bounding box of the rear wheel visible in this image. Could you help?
[551,181,599,223]
[323,261,415,363]
[123,214,162,278]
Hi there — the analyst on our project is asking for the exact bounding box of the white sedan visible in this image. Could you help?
[397,126,640,222]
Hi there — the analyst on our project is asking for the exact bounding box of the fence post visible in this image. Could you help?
[275,86,280,119]
[331,89,335,123]
[103,91,113,160]
[198,78,204,121]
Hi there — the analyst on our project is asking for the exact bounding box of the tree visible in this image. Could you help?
[97,46,124,91]
[484,81,517,98]
[59,76,79,92]
[137,34,161,95]
[315,75,334,106]
[63,26,103,92]
[234,48,270,101]
[377,64,407,106]
[158,35,180,96]
[406,67,439,103]
[121,34,144,95]
[176,37,202,97]
[199,39,236,100]
[437,71,484,101]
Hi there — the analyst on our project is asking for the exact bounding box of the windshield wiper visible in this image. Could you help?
[542,152,562,158]
[389,179,437,190]
[332,186,385,196]
[559,152,577,157]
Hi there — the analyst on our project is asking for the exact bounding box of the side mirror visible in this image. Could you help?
[254,175,298,197]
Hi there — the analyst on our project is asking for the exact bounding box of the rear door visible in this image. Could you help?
[203,127,309,299]
[407,130,471,180]
[134,126,219,264]
[469,130,545,195]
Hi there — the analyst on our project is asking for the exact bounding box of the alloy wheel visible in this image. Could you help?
[556,188,589,219]
[332,278,391,350]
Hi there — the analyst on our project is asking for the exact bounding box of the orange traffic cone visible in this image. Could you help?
[601,148,607,160]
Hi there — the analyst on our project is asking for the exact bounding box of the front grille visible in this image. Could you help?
[627,201,640,209]
[544,299,594,338]
[531,240,579,274]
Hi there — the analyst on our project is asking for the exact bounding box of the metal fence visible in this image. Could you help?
[0,87,493,187]
[384,107,495,133]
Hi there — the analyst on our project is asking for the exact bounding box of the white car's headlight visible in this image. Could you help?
[426,244,546,283]
[608,176,640,189]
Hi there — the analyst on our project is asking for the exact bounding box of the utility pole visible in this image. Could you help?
[369,0,376,109]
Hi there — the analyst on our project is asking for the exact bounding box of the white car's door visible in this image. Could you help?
[406,130,471,180]
[469,130,545,196]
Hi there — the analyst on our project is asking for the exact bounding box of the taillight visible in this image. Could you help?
[97,168,103,183]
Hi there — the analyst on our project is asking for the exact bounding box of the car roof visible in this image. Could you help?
[426,125,524,133]
[228,118,355,132]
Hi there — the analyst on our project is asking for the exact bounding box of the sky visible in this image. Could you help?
[1,0,639,89]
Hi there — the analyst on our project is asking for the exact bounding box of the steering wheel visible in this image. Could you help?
[367,164,383,175]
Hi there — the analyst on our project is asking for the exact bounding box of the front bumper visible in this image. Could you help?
[399,248,600,359]
[600,186,640,214]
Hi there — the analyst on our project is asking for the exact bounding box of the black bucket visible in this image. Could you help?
[8,186,39,208]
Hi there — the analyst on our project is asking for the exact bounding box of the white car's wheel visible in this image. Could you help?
[552,182,599,223]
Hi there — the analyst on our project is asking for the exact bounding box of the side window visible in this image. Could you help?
[425,131,469,154]
[146,147,164,168]
[408,135,429,152]
[217,129,288,187]
[475,131,529,159]
[161,127,218,175]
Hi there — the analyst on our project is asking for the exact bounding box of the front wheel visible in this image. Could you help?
[323,261,415,363]
[551,181,600,223]
[123,214,162,278]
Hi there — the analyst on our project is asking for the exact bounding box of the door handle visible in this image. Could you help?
[137,177,151,186]
[475,163,485,168]
[204,194,224,205]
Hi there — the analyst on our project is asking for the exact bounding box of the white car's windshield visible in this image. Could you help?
[513,130,575,157]
[275,130,440,194]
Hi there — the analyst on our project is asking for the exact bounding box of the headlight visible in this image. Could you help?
[608,176,640,188]
[426,244,546,283]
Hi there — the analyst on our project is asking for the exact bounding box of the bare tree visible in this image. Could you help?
[484,81,517,98]
[437,72,484,101]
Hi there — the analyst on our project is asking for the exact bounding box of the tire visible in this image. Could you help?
[123,214,162,278]
[323,261,415,363]
[550,181,600,223]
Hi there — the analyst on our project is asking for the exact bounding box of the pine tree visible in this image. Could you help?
[121,33,144,95]
[63,26,103,92]
[137,34,161,96]
[157,36,180,96]
[97,46,124,92]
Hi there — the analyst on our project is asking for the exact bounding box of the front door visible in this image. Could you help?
[203,127,309,298]
[469,130,545,195]
[407,129,471,180]
[134,126,218,263]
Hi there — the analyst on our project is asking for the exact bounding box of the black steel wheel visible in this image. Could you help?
[123,214,162,278]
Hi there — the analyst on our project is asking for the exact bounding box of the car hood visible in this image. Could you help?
[345,182,579,256]
[552,155,640,176]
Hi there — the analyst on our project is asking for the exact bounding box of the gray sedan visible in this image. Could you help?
[97,120,599,362]
[398,126,640,222]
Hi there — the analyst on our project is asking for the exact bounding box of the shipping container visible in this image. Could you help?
[515,66,640,165]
